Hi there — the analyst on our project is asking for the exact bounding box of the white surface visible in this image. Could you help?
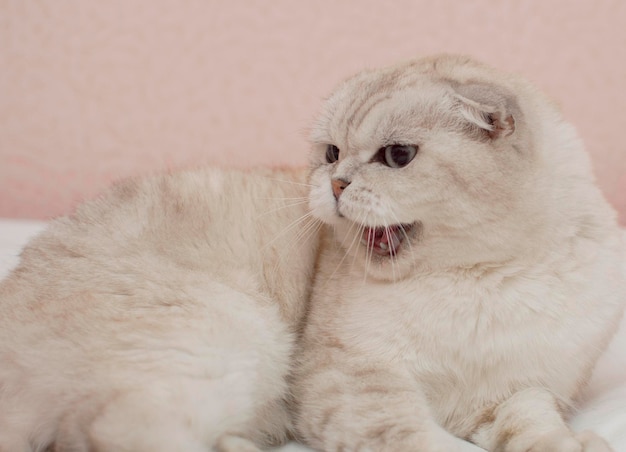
[1,219,624,450]
[0,218,46,279]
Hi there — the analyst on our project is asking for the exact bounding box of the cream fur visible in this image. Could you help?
[0,168,320,451]
[294,55,626,451]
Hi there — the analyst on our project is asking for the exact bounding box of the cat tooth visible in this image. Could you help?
[390,234,401,250]
[379,242,388,250]
[360,238,368,246]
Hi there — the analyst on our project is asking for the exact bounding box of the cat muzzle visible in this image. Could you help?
[360,224,414,256]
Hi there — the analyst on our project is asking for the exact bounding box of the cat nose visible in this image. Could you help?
[331,178,351,200]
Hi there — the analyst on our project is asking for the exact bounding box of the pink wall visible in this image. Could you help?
[1,0,625,223]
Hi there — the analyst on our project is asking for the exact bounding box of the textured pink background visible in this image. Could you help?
[1,1,625,223]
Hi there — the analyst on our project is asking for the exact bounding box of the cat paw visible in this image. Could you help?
[409,434,487,452]
[526,430,612,452]
[574,431,613,452]
[215,434,262,452]
[350,431,486,452]
[455,438,488,452]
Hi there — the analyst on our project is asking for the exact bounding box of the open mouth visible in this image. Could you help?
[360,223,415,257]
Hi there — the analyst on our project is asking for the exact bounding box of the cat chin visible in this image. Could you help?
[331,220,419,281]
[355,249,415,282]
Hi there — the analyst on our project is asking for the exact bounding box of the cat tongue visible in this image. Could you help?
[363,226,402,256]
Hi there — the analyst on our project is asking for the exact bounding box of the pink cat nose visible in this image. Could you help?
[331,178,351,200]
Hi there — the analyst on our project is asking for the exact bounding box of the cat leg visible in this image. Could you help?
[86,373,257,452]
[88,395,208,452]
[295,358,483,452]
[469,387,612,452]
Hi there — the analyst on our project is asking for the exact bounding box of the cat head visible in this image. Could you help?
[307,55,552,280]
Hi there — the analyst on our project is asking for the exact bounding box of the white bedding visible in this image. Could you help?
[1,219,625,451]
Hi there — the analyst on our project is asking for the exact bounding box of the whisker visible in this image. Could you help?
[399,225,415,257]
[259,176,315,188]
[263,215,323,288]
[348,211,368,273]
[364,223,375,284]
[341,211,367,281]
[295,216,323,245]
[324,216,364,286]
[351,220,365,272]
[384,224,397,283]
[256,199,310,218]
[253,196,309,201]
[261,211,316,252]
[389,210,416,272]
[337,214,361,251]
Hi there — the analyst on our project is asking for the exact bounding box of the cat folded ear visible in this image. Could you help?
[452,82,518,140]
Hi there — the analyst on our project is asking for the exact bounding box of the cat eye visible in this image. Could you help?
[325,144,340,164]
[374,144,418,168]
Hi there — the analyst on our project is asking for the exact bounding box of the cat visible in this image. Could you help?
[0,167,320,452]
[293,54,626,451]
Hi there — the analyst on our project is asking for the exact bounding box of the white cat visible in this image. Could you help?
[0,168,320,451]
[293,55,626,451]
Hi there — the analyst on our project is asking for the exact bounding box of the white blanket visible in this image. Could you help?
[1,219,624,451]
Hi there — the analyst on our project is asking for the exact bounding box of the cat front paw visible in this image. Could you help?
[526,430,612,452]
[405,432,487,452]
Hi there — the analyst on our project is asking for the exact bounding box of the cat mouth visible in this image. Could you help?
[360,223,415,257]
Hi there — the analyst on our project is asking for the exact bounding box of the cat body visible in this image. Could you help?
[294,55,626,451]
[0,168,319,451]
